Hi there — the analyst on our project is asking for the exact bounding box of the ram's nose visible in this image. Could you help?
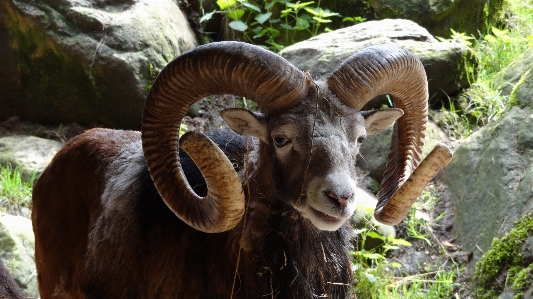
[326,191,354,206]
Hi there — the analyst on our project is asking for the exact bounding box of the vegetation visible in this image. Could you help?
[0,164,34,212]
[352,185,463,298]
[201,0,363,51]
[472,213,533,299]
[434,0,533,138]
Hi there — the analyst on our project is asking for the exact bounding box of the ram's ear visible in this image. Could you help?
[221,108,269,143]
[362,108,404,135]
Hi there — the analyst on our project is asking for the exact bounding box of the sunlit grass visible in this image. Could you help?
[435,0,533,138]
[0,164,34,212]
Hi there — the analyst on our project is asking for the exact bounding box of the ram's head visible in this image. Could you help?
[141,42,452,233]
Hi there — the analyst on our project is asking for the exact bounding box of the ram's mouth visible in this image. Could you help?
[310,207,344,223]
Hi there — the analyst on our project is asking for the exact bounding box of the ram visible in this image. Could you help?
[0,262,25,299]
[32,42,451,298]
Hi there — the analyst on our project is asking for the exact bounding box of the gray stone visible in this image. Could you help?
[358,121,448,183]
[0,0,198,129]
[499,289,516,299]
[280,19,469,107]
[493,47,533,108]
[441,106,533,262]
[395,250,428,275]
[356,0,500,38]
[521,236,533,265]
[0,212,37,298]
[0,135,63,181]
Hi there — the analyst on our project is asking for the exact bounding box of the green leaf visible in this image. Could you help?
[217,0,236,10]
[242,2,261,12]
[362,252,384,260]
[287,1,314,9]
[320,9,340,17]
[313,16,332,23]
[265,2,276,10]
[294,18,309,30]
[228,9,245,21]
[342,17,354,22]
[364,272,377,283]
[255,12,272,24]
[392,238,412,247]
[366,231,385,240]
[304,7,320,16]
[484,34,497,43]
[491,27,508,37]
[391,261,403,268]
[299,13,312,20]
[280,23,293,30]
[280,10,291,18]
[229,20,248,31]
[200,11,216,23]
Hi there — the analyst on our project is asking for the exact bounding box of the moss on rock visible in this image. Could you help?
[473,213,533,299]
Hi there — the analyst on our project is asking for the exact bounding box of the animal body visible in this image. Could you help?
[0,262,26,299]
[32,42,450,298]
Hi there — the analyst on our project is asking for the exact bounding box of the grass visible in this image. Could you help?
[434,0,533,138]
[352,185,464,298]
[0,164,35,213]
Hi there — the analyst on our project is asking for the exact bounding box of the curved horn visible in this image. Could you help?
[327,44,428,225]
[142,41,310,233]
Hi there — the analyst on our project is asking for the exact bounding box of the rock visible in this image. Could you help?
[358,121,448,183]
[396,250,428,275]
[0,212,37,298]
[280,19,469,107]
[0,0,198,129]
[499,289,515,299]
[493,47,533,108]
[352,0,501,38]
[0,135,63,181]
[442,105,533,262]
[521,236,533,265]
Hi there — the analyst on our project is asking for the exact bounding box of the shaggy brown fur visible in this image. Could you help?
[0,262,25,299]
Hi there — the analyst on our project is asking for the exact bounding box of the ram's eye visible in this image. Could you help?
[357,136,365,144]
[272,135,290,148]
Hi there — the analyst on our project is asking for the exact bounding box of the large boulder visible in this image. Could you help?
[0,135,63,181]
[322,0,502,38]
[0,0,198,129]
[0,212,37,298]
[493,47,533,108]
[442,49,533,261]
[280,19,469,107]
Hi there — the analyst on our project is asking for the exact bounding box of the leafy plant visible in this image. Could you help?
[352,222,410,298]
[342,16,367,25]
[201,0,342,51]
[0,164,35,211]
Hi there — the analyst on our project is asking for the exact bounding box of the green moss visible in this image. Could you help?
[473,213,533,298]
[508,70,531,108]
[483,0,506,30]
[512,264,533,299]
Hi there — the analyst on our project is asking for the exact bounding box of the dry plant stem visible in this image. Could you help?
[375,143,454,225]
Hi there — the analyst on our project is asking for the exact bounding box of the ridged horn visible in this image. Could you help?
[327,44,428,225]
[142,41,310,233]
